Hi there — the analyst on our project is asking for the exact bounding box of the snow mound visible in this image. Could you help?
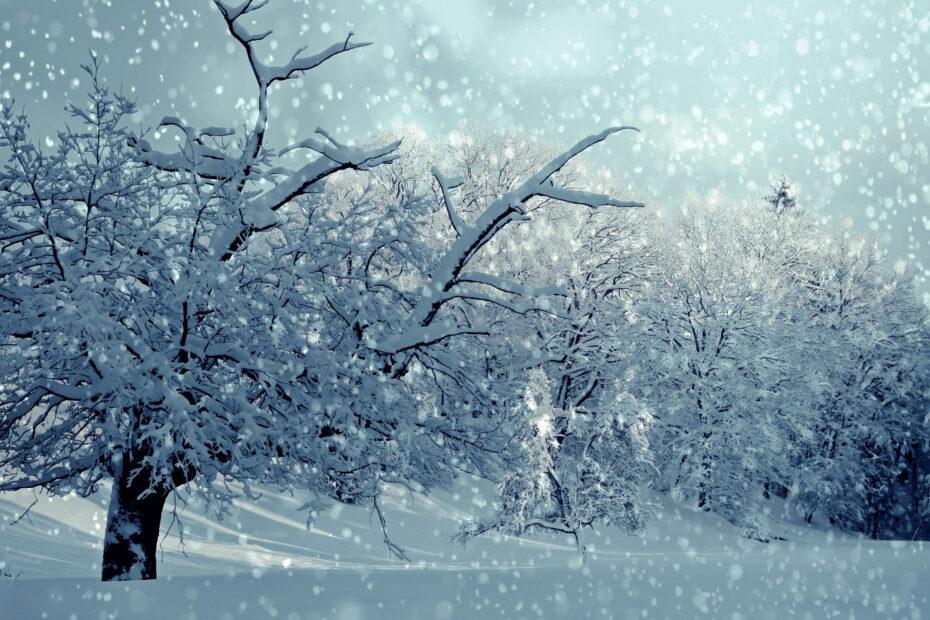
[2,483,928,618]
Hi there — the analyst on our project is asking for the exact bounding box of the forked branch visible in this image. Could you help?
[373,127,643,355]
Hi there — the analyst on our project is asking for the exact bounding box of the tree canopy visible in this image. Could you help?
[0,0,642,581]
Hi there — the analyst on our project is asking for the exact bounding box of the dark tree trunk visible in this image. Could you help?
[101,453,170,582]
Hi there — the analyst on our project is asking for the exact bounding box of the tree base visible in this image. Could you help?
[101,457,170,582]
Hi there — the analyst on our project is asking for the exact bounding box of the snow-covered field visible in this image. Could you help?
[1,483,927,619]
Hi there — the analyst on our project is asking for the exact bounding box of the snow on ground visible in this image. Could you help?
[1,482,928,619]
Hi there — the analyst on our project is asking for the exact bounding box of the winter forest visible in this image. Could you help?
[1,1,929,618]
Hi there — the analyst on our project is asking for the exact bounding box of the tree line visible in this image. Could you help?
[372,131,930,546]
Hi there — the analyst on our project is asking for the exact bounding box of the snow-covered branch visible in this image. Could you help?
[431,166,468,237]
[371,326,491,355]
[0,457,97,493]
[372,127,641,355]
[258,36,372,85]
[456,271,568,298]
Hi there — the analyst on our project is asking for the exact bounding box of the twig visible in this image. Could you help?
[9,493,38,526]
[372,494,410,561]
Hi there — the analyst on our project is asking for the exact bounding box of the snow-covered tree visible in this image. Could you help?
[616,195,930,541]
[765,175,803,217]
[614,199,823,538]
[456,367,654,548]
[789,226,930,538]
[436,132,658,547]
[0,1,643,581]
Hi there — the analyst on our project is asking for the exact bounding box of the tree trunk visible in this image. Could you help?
[101,454,170,582]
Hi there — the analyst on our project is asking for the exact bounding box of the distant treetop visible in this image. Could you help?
[765,174,803,216]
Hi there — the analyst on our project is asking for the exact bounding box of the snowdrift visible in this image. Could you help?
[1,482,927,619]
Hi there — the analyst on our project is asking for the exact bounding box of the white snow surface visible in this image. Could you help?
[1,482,927,619]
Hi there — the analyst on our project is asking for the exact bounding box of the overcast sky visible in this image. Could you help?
[1,0,928,299]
